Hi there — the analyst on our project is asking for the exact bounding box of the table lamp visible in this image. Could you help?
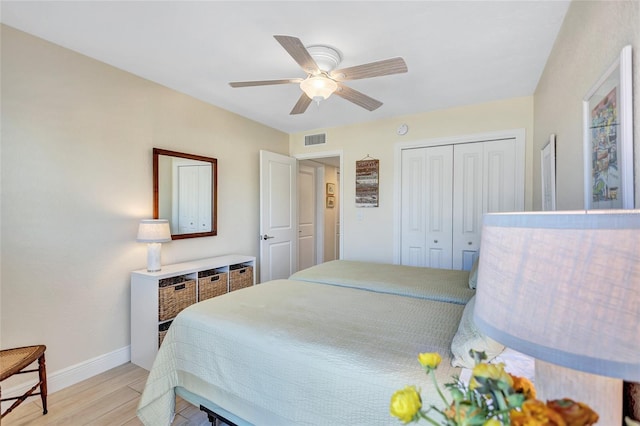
[473,210,640,425]
[136,219,172,272]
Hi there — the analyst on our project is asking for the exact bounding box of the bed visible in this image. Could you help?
[137,260,508,426]
[289,259,475,305]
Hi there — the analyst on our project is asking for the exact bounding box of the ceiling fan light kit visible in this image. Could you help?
[300,75,338,103]
[229,35,408,115]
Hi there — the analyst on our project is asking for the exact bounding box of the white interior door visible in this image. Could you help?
[297,164,316,271]
[260,150,298,282]
[483,139,518,213]
[452,142,484,270]
[452,139,519,270]
[401,146,453,268]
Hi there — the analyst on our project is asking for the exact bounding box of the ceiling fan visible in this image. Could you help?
[229,35,408,115]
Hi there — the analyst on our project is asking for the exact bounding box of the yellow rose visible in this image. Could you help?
[469,362,513,391]
[390,386,422,423]
[417,352,442,370]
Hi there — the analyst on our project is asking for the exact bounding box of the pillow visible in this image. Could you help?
[468,257,479,289]
[495,348,535,382]
[451,295,505,368]
[457,347,535,384]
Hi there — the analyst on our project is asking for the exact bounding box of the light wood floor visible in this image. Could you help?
[2,362,210,426]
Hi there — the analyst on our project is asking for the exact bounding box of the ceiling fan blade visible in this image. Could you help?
[229,78,303,88]
[290,93,312,115]
[334,83,383,111]
[274,35,320,75]
[330,57,407,81]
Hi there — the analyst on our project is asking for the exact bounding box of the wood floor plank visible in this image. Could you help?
[172,410,210,426]
[178,403,210,424]
[171,413,191,426]
[53,365,147,405]
[2,363,212,426]
[4,363,140,425]
[121,414,145,426]
[175,396,193,414]
[51,363,139,403]
[24,387,140,426]
[2,401,48,426]
[127,375,148,394]
[87,396,141,426]
[4,361,142,423]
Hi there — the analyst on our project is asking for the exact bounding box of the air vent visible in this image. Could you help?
[304,133,327,146]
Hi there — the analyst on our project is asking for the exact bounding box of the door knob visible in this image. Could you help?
[261,234,275,240]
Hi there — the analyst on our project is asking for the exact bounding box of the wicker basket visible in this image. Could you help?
[158,321,172,348]
[229,265,253,292]
[198,270,228,301]
[158,276,196,321]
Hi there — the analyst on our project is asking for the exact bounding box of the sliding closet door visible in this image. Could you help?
[400,136,523,270]
[483,139,519,213]
[452,143,484,270]
[401,146,453,268]
[452,139,519,270]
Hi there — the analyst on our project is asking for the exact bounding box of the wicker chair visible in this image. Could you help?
[0,345,48,419]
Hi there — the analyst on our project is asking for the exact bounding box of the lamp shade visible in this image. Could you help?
[136,219,172,243]
[300,75,338,100]
[474,210,640,382]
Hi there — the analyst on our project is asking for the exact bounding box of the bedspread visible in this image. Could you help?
[137,279,464,425]
[289,260,474,305]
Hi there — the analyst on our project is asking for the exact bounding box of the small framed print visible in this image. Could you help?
[326,182,335,195]
[326,196,335,208]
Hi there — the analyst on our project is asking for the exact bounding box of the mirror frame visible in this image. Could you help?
[153,148,218,240]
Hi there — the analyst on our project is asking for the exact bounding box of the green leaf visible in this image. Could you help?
[506,393,525,408]
[450,388,464,402]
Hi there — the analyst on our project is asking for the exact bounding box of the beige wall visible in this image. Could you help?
[0,25,288,382]
[533,0,640,210]
[290,97,535,263]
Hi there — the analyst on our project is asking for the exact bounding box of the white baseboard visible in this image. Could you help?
[1,345,131,404]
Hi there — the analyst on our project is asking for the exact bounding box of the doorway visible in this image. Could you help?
[296,154,342,271]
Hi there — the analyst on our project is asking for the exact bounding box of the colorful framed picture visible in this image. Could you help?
[583,45,634,209]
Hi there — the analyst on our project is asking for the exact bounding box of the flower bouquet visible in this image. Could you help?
[390,351,599,426]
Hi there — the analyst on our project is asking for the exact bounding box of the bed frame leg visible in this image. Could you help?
[199,405,239,426]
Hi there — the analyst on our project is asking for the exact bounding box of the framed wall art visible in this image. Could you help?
[326,182,335,195]
[355,157,379,208]
[541,134,557,211]
[583,45,634,209]
[326,196,335,208]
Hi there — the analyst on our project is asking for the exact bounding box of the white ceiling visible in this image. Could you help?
[1,1,571,134]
